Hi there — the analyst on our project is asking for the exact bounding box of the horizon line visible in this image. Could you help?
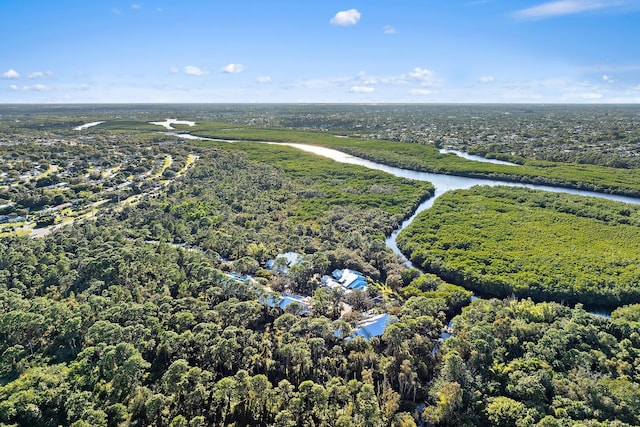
[1,102,640,106]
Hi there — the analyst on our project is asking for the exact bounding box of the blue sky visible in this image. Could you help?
[2,0,640,103]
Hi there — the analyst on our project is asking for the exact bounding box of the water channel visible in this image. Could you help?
[438,148,521,166]
[272,143,640,267]
[275,143,640,318]
[171,133,640,261]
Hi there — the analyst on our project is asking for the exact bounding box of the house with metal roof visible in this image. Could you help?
[261,292,310,314]
[349,313,396,340]
[325,269,368,293]
[265,252,303,273]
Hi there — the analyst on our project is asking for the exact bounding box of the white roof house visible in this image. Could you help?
[348,313,396,340]
[322,269,368,293]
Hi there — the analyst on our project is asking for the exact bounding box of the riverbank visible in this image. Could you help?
[187,125,640,198]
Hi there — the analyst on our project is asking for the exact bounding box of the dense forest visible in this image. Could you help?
[396,186,640,308]
[1,105,640,426]
[0,221,453,426]
[0,137,459,426]
[434,298,640,426]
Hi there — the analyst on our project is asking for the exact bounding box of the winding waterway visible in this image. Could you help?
[168,131,640,261]
[276,143,640,318]
[272,143,640,269]
[168,131,640,310]
[438,148,521,166]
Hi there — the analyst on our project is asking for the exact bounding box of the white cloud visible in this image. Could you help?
[9,85,18,91]
[602,74,615,83]
[221,64,246,73]
[2,69,20,79]
[350,86,375,93]
[169,67,179,74]
[131,3,142,9]
[355,70,377,85]
[410,88,432,95]
[351,68,441,89]
[481,76,621,103]
[406,67,439,86]
[73,84,91,91]
[330,9,361,26]
[513,1,615,19]
[184,65,209,76]
[28,71,53,79]
[408,68,433,80]
[383,25,397,34]
[22,84,49,91]
[112,8,122,15]
[256,76,272,83]
[479,75,495,83]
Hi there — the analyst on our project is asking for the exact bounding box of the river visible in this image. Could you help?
[274,143,639,318]
[270,143,640,267]
[169,133,640,260]
[172,133,640,312]
[438,148,521,166]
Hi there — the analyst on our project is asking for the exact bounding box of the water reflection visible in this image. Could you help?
[439,149,521,166]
